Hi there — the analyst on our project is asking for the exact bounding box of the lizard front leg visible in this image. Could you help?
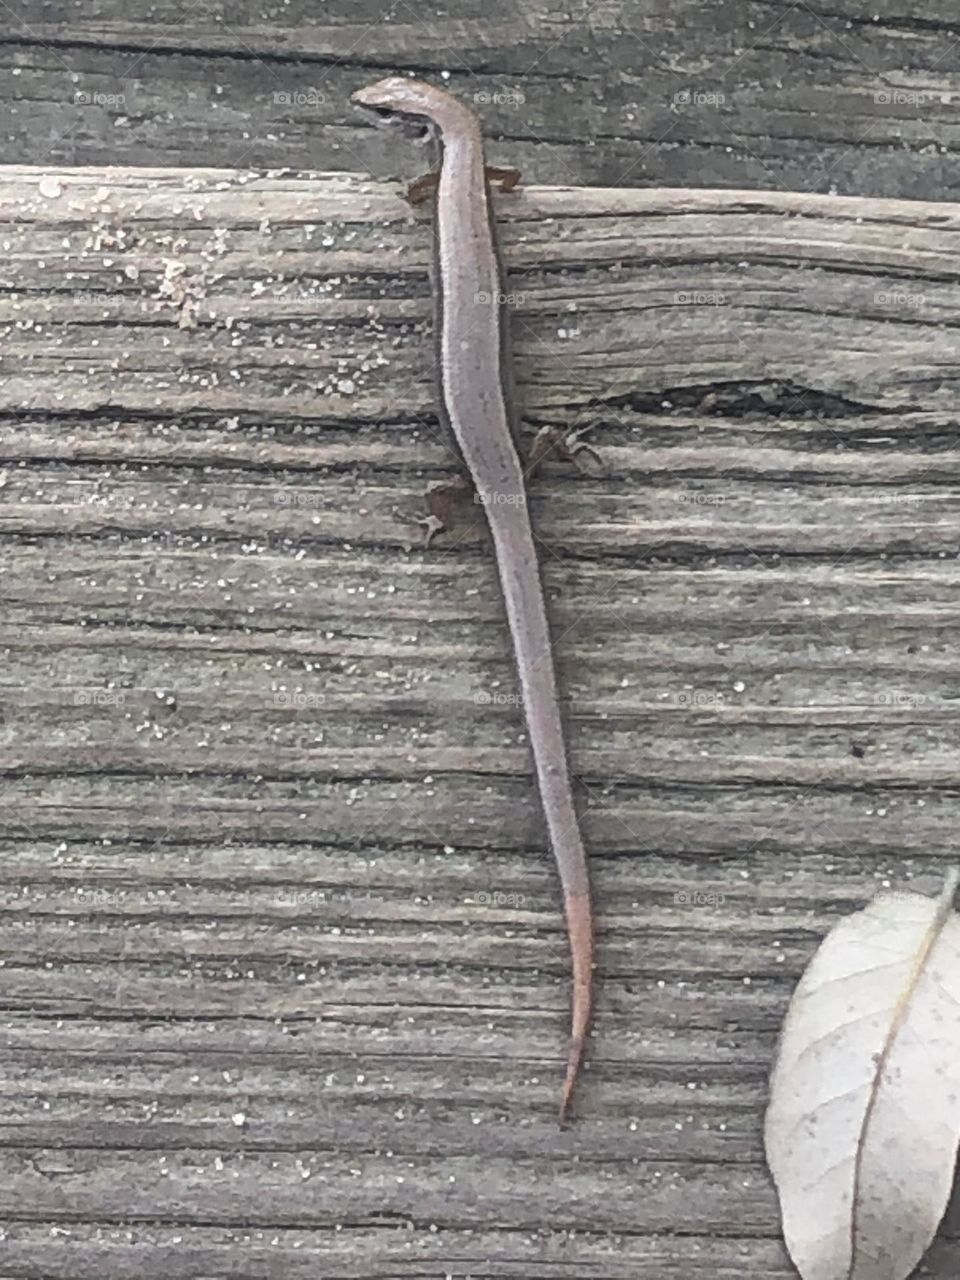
[406,165,522,205]
[394,473,473,547]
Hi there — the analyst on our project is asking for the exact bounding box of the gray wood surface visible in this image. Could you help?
[2,166,960,1276]
[4,0,960,196]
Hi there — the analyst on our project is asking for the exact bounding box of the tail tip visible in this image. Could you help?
[557,1037,586,1124]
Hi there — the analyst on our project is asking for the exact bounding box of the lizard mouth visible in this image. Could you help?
[355,103,431,142]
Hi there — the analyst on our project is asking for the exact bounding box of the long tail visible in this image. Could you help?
[558,888,593,1122]
[487,506,595,1121]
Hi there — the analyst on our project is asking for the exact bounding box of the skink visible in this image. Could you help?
[352,76,594,1120]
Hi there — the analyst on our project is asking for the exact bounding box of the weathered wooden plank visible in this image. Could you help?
[6,0,960,202]
[0,1226,803,1280]
[3,167,960,1275]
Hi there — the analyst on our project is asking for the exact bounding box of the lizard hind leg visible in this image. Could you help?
[526,425,604,480]
[393,474,473,548]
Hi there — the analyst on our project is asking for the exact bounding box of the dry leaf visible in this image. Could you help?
[765,870,960,1280]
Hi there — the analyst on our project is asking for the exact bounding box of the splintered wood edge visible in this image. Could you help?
[4,165,960,226]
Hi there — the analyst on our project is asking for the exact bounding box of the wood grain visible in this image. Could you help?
[2,166,960,1276]
[6,0,960,200]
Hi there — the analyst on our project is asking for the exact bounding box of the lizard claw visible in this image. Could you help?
[564,428,604,475]
[392,506,446,548]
